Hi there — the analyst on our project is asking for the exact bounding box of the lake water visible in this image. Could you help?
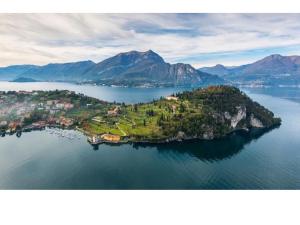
[0,81,190,103]
[0,82,300,189]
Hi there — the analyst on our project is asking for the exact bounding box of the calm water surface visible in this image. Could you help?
[0,81,190,103]
[0,82,300,189]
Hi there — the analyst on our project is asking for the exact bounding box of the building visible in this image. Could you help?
[64,103,74,110]
[32,121,46,128]
[165,96,178,101]
[107,106,121,116]
[88,136,101,145]
[46,117,57,125]
[100,133,121,142]
[46,100,54,106]
[18,91,32,95]
[0,121,8,127]
[59,117,74,127]
[56,103,65,109]
[8,121,22,131]
[49,109,59,115]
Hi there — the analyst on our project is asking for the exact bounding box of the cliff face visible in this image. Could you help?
[160,86,281,141]
[226,106,247,129]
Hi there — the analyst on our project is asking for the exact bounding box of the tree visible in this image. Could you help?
[179,103,185,113]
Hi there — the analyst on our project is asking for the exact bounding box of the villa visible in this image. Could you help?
[107,106,121,116]
[165,96,178,101]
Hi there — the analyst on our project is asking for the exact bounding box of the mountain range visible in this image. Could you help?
[2,51,300,87]
[199,54,300,86]
[0,65,39,81]
[0,50,224,87]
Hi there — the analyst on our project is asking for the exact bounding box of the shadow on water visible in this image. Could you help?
[0,125,280,163]
[132,125,280,162]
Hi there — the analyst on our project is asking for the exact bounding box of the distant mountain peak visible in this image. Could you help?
[215,64,226,68]
[269,54,283,58]
[259,54,286,62]
[115,50,164,63]
[198,53,300,86]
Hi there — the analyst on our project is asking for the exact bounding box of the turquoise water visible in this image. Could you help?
[0,82,300,189]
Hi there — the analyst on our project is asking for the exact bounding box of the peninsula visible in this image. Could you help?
[0,86,281,144]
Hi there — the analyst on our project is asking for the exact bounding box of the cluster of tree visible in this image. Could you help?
[146,109,155,116]
[152,86,280,139]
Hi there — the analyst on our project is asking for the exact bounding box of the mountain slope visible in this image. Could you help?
[199,54,300,85]
[83,50,224,86]
[0,65,39,80]
[200,64,232,76]
[20,60,96,81]
[1,50,224,86]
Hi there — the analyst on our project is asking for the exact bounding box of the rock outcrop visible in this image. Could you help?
[250,114,264,128]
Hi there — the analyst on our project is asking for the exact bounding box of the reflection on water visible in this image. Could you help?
[2,125,278,161]
[133,126,280,162]
[245,87,300,104]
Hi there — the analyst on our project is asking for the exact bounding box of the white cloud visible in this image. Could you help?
[1,14,300,67]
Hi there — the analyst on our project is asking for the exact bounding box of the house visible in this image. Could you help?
[56,103,65,109]
[59,117,74,127]
[32,121,46,129]
[100,133,121,142]
[8,121,22,131]
[47,117,57,125]
[107,106,121,116]
[0,121,8,127]
[18,91,32,95]
[64,103,74,110]
[165,96,178,101]
[46,100,54,106]
[49,109,59,115]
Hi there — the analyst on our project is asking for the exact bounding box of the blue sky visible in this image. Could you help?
[1,14,300,67]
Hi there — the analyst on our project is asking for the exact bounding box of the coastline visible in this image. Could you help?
[0,121,281,147]
[0,86,282,147]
